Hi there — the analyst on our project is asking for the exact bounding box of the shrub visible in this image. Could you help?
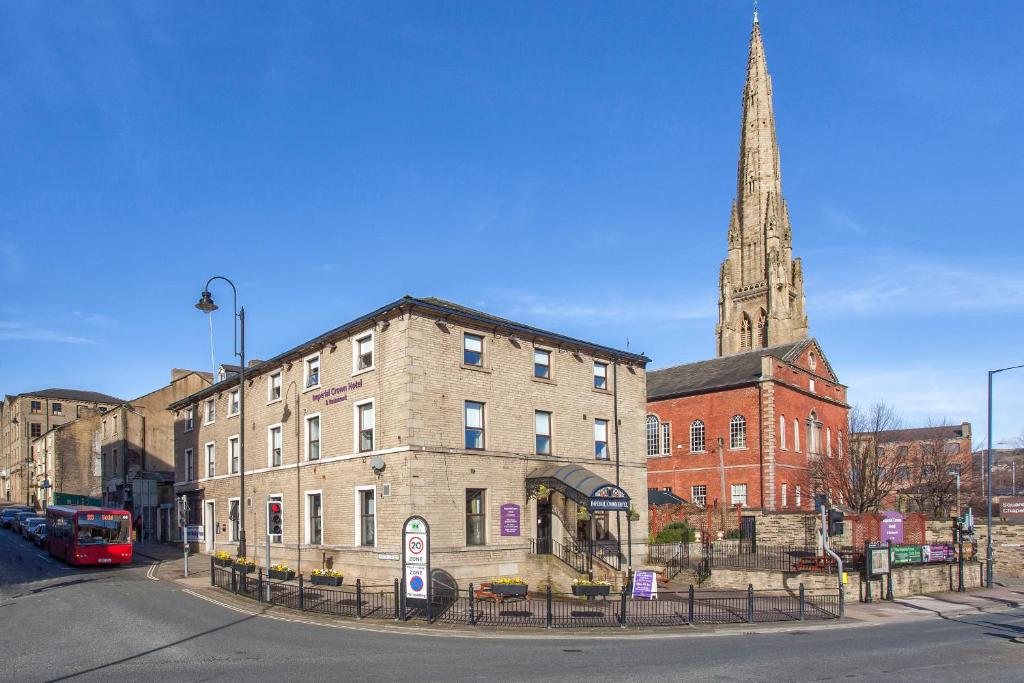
[654,521,696,544]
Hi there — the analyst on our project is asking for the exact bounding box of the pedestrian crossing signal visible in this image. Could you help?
[268,501,283,536]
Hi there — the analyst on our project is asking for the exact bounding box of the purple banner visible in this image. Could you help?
[922,543,955,563]
[632,570,657,599]
[500,504,520,536]
[880,512,905,544]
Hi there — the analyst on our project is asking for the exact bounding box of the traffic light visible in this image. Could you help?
[814,493,828,513]
[268,500,283,536]
[828,509,844,536]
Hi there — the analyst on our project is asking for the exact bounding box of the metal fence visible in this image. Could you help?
[210,561,841,629]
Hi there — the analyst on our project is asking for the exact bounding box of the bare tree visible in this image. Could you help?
[902,420,975,518]
[807,402,903,513]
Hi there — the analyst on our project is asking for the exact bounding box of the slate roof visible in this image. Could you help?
[871,425,970,444]
[647,339,814,401]
[20,388,125,404]
[648,488,687,506]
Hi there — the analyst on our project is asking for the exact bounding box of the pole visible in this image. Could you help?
[821,505,844,617]
[986,370,994,588]
[238,305,247,558]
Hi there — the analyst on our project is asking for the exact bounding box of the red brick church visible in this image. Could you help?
[646,17,849,514]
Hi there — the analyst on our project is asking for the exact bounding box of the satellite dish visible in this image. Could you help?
[370,457,386,473]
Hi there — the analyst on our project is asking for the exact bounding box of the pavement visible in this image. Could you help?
[2,529,1024,681]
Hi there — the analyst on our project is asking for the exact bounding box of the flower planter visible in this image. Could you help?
[310,575,343,587]
[572,584,611,598]
[214,557,233,568]
[234,563,255,574]
[491,583,528,597]
[268,569,295,581]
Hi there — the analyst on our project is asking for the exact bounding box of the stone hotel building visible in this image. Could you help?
[172,296,649,584]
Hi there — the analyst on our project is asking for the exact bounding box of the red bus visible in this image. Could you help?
[46,505,133,566]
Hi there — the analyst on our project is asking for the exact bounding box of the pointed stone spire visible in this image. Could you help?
[716,15,808,357]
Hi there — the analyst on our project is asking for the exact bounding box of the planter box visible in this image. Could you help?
[572,584,611,597]
[234,563,255,574]
[310,575,343,587]
[214,557,233,568]
[268,570,295,581]
[491,583,528,597]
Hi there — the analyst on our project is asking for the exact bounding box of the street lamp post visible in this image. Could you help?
[196,277,247,558]
[986,363,1024,588]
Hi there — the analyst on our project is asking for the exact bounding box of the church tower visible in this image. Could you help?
[716,14,808,356]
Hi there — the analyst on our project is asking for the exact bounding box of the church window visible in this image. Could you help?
[646,415,660,457]
[756,309,768,348]
[729,415,747,450]
[793,418,800,452]
[740,315,752,350]
[808,352,817,371]
[808,411,823,456]
[690,420,706,453]
[779,415,786,450]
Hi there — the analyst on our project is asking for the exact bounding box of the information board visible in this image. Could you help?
[631,570,658,600]
[402,516,431,607]
[891,545,921,565]
[500,504,521,536]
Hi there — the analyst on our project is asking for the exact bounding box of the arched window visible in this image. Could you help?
[826,427,832,456]
[808,411,822,456]
[740,314,752,350]
[793,417,800,452]
[646,415,660,457]
[808,352,817,371]
[756,309,768,348]
[729,415,747,449]
[690,420,706,453]
[779,415,786,450]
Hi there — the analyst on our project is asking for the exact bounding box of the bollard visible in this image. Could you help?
[469,583,476,626]
[231,565,237,594]
[619,586,627,628]
[394,578,401,622]
[356,579,364,619]
[298,574,305,611]
[688,584,695,624]
[545,586,553,629]
[799,583,805,621]
[747,583,754,624]
[257,568,263,603]
[210,557,215,586]
[839,584,845,619]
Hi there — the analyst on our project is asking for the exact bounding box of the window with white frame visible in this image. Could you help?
[729,415,747,449]
[268,371,282,402]
[730,483,748,507]
[661,422,671,455]
[781,483,789,508]
[269,425,283,466]
[533,348,551,379]
[354,332,374,373]
[837,431,843,458]
[357,487,375,547]
[466,489,485,546]
[795,485,802,508]
[808,411,822,455]
[306,414,321,461]
[305,354,321,389]
[204,398,215,424]
[357,400,374,452]
[593,361,608,390]
[465,401,484,450]
[689,419,705,453]
[535,410,552,455]
[205,442,215,478]
[594,419,609,459]
[827,427,832,456]
[228,498,240,542]
[307,491,322,545]
[809,352,817,371]
[185,406,194,432]
[793,418,800,452]
[228,435,239,474]
[779,415,786,449]
[691,484,707,507]
[185,448,194,481]
[228,389,240,416]
[646,415,660,456]
[463,333,483,367]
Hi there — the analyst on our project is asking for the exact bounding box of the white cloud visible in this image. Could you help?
[498,291,714,324]
[0,321,98,345]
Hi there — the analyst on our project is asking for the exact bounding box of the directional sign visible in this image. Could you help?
[402,515,431,608]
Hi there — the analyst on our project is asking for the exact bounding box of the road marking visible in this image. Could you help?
[35,553,54,564]
[146,562,162,581]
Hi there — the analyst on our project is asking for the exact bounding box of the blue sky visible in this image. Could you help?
[1,2,1021,446]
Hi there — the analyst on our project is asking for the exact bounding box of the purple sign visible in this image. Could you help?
[632,570,657,599]
[500,504,520,536]
[922,543,955,563]
[880,512,904,544]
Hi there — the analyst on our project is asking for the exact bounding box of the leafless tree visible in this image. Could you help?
[901,420,975,518]
[807,402,903,513]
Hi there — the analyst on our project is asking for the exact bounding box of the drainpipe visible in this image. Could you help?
[613,360,622,571]
[758,381,765,511]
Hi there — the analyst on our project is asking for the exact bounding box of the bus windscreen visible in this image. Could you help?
[76,514,130,545]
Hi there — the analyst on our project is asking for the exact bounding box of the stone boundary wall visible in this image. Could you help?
[926,518,1024,579]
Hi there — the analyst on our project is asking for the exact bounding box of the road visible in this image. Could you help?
[1,528,1022,682]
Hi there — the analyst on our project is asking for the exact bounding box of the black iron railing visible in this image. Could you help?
[209,560,841,629]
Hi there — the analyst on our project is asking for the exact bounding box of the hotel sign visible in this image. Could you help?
[500,504,521,536]
[589,484,630,511]
[311,379,364,406]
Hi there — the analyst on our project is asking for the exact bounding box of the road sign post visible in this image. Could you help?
[402,515,431,621]
[179,495,190,577]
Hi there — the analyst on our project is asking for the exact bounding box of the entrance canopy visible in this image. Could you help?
[526,464,630,511]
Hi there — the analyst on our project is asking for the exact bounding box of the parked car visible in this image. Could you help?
[12,511,38,534]
[1,507,32,529]
[20,516,46,539]
[28,522,46,547]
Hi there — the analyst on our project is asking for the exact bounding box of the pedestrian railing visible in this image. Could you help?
[209,559,841,629]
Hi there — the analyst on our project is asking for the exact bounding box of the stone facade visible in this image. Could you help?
[1,389,123,507]
[173,297,649,587]
[717,19,807,357]
[30,409,105,505]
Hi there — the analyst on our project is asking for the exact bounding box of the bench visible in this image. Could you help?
[473,582,528,605]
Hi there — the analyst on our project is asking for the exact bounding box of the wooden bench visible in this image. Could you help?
[473,582,527,605]
[792,556,834,573]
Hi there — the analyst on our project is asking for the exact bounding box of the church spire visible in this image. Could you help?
[716,14,808,357]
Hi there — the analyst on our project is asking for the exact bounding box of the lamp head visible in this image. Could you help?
[195,290,218,313]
